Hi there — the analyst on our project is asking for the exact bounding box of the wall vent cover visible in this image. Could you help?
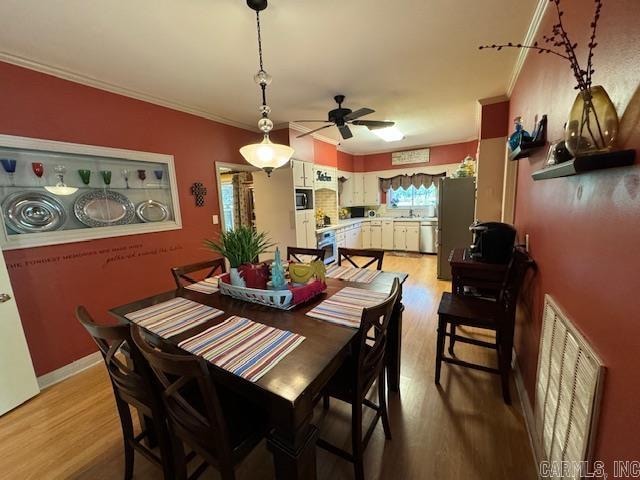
[535,294,605,479]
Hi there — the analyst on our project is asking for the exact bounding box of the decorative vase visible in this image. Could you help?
[239,263,268,289]
[229,267,246,287]
[564,86,619,156]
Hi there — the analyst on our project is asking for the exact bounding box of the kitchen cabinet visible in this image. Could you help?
[393,221,420,251]
[295,210,316,249]
[382,220,394,250]
[370,222,382,249]
[338,171,353,207]
[336,227,347,248]
[346,222,362,248]
[352,173,364,206]
[363,173,381,205]
[361,222,371,248]
[292,159,313,188]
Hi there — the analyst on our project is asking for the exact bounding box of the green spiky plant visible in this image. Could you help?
[204,226,274,268]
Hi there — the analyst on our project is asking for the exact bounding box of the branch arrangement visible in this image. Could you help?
[479,0,603,93]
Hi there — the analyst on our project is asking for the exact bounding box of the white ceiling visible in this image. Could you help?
[0,0,538,154]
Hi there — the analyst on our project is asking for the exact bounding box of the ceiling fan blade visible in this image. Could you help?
[338,124,353,140]
[293,120,333,123]
[351,120,396,130]
[296,124,334,138]
[343,107,374,121]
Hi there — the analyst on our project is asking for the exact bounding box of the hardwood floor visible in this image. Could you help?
[0,255,537,480]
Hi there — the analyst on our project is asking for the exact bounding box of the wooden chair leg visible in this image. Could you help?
[435,316,447,385]
[323,393,330,410]
[153,416,174,480]
[115,399,135,480]
[448,324,457,355]
[351,401,365,480]
[170,436,188,480]
[378,371,392,440]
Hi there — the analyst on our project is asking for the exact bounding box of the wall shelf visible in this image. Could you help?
[531,149,636,181]
[512,140,547,160]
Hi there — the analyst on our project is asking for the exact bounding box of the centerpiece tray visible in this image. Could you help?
[218,275,326,310]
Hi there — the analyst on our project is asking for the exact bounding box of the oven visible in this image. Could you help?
[317,230,337,265]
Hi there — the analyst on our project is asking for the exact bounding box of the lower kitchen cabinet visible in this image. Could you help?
[370,224,382,248]
[393,222,420,251]
[295,210,316,249]
[382,220,394,250]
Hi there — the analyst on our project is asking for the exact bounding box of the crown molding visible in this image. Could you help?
[0,51,257,132]
[506,0,549,97]
[288,122,340,146]
[342,136,478,157]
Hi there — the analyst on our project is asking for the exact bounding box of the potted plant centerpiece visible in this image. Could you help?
[204,225,274,288]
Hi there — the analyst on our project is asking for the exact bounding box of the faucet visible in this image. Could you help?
[409,208,414,218]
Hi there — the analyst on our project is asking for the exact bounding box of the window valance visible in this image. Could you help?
[378,172,446,193]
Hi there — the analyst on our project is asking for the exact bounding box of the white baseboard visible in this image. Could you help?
[513,350,543,477]
[37,351,103,390]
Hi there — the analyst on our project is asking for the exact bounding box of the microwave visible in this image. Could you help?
[295,189,312,210]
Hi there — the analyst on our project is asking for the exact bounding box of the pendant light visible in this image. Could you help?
[239,0,294,177]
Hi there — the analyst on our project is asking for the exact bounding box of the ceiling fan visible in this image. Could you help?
[294,95,395,140]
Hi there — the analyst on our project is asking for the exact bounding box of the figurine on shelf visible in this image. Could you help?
[270,247,287,290]
[508,116,532,160]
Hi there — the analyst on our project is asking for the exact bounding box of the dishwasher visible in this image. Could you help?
[419,219,438,254]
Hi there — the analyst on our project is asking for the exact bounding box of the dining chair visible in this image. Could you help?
[286,246,325,263]
[317,278,401,480]
[337,247,385,270]
[171,258,226,288]
[434,247,533,404]
[76,306,173,480]
[131,326,268,480]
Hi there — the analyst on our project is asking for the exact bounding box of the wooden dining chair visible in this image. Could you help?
[434,247,533,404]
[76,306,173,480]
[286,246,325,263]
[317,278,401,480]
[171,258,226,288]
[337,247,385,270]
[131,326,268,480]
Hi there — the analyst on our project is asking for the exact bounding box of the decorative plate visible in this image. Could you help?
[2,191,67,233]
[136,200,169,223]
[74,189,135,227]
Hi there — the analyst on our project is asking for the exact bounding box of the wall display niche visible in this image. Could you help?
[0,134,182,250]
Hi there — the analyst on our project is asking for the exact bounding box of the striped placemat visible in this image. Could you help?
[325,264,383,283]
[306,286,390,328]
[184,278,219,294]
[125,297,224,337]
[178,316,305,382]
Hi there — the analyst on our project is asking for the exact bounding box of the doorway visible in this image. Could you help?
[215,162,259,232]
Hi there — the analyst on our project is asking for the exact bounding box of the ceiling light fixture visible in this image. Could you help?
[372,126,405,142]
[239,0,294,177]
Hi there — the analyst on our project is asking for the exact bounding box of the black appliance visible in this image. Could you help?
[351,207,365,218]
[469,222,516,263]
[295,189,312,210]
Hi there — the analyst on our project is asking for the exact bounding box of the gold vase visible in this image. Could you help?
[564,85,619,156]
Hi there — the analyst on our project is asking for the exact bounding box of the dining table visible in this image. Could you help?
[109,270,408,480]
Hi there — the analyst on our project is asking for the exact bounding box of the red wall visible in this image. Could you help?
[510,0,640,469]
[352,140,478,172]
[313,138,337,167]
[480,101,510,139]
[0,61,260,375]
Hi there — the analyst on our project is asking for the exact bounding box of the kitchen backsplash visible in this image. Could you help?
[315,188,338,225]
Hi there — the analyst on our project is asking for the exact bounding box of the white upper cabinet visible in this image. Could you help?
[352,173,364,206]
[292,159,313,188]
[338,171,353,207]
[362,173,381,205]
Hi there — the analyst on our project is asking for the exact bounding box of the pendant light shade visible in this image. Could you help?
[240,135,294,176]
[240,0,294,176]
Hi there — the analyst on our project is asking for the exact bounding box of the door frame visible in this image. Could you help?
[214,162,259,232]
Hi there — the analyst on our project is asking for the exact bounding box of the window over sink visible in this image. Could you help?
[388,184,437,208]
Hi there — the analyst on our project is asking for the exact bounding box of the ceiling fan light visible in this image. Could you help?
[240,135,294,176]
[372,126,404,142]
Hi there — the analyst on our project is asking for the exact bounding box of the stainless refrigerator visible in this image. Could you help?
[437,176,476,280]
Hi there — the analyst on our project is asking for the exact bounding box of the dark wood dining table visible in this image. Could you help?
[109,271,408,480]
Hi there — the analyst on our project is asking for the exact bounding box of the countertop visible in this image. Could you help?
[316,216,438,233]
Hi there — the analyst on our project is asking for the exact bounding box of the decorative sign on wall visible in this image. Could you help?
[391,148,430,166]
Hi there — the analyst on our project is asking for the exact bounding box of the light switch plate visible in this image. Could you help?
[212,215,219,225]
